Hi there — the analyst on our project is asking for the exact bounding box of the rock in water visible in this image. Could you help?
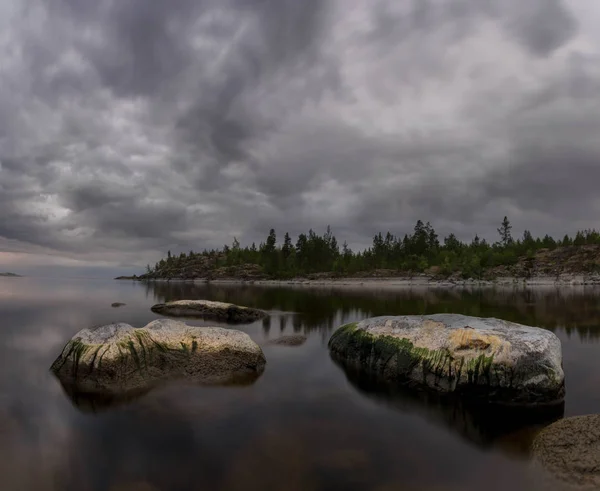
[151,300,267,323]
[266,335,307,347]
[532,415,600,490]
[51,319,266,396]
[328,314,564,406]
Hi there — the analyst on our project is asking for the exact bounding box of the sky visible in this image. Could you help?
[2,0,600,276]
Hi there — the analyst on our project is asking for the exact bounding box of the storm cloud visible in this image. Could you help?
[0,0,599,272]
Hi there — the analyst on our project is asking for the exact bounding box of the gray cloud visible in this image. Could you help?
[0,0,598,272]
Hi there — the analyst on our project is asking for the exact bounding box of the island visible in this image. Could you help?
[119,217,600,285]
[0,272,21,277]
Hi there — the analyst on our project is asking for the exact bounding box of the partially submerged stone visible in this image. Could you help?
[267,335,307,347]
[532,415,600,490]
[51,319,266,397]
[111,302,126,308]
[151,300,267,323]
[328,314,564,406]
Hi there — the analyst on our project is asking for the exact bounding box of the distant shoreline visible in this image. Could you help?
[115,274,600,287]
[0,272,22,277]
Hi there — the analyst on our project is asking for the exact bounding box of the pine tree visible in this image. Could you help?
[497,217,513,247]
[412,220,428,255]
[342,241,352,257]
[282,233,293,259]
[444,233,460,252]
[426,222,439,251]
[265,229,277,253]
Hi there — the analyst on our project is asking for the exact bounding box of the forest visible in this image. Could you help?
[145,217,600,280]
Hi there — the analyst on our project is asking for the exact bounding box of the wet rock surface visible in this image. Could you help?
[532,414,600,490]
[150,299,268,323]
[50,319,266,401]
[328,314,565,406]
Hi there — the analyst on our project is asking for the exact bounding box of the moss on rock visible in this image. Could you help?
[328,315,564,405]
[51,319,266,400]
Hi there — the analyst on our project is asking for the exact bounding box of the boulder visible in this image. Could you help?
[267,335,307,347]
[51,319,266,397]
[328,314,564,406]
[151,300,267,323]
[532,415,600,490]
[111,302,126,308]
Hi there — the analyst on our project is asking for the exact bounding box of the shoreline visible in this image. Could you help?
[117,274,600,288]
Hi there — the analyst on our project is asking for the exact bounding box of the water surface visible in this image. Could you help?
[1,277,599,491]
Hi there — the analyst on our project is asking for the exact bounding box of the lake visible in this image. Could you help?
[1,277,599,491]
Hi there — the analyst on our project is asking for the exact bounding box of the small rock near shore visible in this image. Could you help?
[111,302,126,308]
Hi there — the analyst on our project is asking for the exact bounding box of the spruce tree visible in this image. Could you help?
[497,216,513,247]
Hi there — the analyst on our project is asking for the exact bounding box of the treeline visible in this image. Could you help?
[146,217,600,279]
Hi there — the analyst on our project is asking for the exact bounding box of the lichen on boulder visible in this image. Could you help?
[150,300,267,323]
[51,319,266,397]
[328,314,564,406]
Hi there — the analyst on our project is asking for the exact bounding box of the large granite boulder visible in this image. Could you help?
[51,319,266,397]
[328,314,564,406]
[532,415,600,490]
[151,300,267,323]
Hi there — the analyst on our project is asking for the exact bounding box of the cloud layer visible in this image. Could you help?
[1,0,600,271]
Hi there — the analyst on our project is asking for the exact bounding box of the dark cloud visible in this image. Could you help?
[0,0,598,271]
[367,0,577,57]
[505,0,577,56]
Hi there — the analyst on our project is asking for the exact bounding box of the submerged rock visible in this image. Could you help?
[328,314,564,406]
[532,415,600,490]
[151,300,267,323]
[111,302,126,308]
[51,319,266,398]
[267,335,307,347]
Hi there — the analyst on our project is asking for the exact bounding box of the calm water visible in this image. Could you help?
[1,278,599,491]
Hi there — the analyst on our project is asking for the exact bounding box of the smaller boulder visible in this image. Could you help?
[151,300,267,323]
[50,319,266,398]
[267,335,307,347]
[111,302,126,308]
[532,415,600,490]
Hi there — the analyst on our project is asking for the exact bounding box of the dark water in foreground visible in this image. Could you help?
[1,278,599,491]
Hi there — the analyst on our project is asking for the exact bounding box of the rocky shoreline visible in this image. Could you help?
[116,274,600,287]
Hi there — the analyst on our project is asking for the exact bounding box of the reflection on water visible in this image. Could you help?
[56,371,264,414]
[1,277,600,491]
[333,358,565,454]
[149,281,600,337]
